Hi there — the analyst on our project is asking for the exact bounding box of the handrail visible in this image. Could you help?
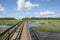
[0,21,22,36]
[0,21,23,40]
[5,21,23,40]
[15,22,24,40]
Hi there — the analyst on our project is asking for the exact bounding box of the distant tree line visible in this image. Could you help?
[22,17,60,20]
[0,18,16,20]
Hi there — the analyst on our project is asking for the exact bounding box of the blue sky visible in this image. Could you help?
[0,0,60,19]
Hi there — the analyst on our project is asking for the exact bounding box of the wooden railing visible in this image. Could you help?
[0,21,23,40]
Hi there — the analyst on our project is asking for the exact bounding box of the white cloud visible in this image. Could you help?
[17,0,25,11]
[17,0,39,11]
[25,1,39,10]
[39,10,55,15]
[0,5,5,13]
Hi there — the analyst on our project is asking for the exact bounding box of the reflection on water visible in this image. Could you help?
[28,21,49,27]
[0,25,11,31]
[28,21,39,27]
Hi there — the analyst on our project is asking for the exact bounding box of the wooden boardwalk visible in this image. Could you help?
[11,21,32,40]
[20,21,32,40]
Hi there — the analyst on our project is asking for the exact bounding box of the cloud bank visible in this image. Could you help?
[34,10,60,18]
[39,10,55,15]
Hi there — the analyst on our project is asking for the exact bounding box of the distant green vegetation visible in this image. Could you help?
[35,20,60,32]
[0,20,21,25]
[0,18,16,20]
[22,17,60,20]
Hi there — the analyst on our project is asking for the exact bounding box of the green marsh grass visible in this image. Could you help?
[0,20,21,25]
[36,20,60,32]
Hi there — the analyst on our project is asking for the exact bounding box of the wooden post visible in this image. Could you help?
[5,31,10,40]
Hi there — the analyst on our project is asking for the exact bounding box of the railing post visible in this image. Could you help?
[8,31,10,40]
[5,31,10,40]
